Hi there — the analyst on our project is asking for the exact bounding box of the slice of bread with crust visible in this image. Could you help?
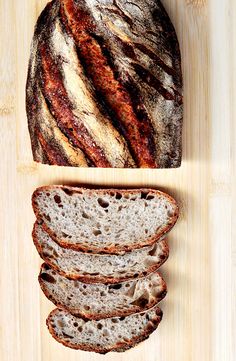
[33,222,169,283]
[46,305,163,353]
[32,186,178,254]
[39,263,167,320]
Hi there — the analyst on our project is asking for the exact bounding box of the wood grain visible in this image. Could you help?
[0,0,235,360]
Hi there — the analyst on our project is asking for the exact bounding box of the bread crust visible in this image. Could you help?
[26,0,183,168]
[39,263,167,320]
[46,306,163,353]
[32,185,179,255]
[32,221,169,283]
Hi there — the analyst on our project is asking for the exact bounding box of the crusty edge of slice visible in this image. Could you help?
[32,221,169,284]
[46,306,163,353]
[39,263,167,320]
[32,185,179,254]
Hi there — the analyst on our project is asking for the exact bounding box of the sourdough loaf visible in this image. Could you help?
[33,222,169,283]
[32,186,178,254]
[46,305,163,353]
[26,0,183,168]
[39,263,167,319]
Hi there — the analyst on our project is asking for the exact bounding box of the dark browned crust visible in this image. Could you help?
[32,221,169,283]
[39,263,167,320]
[32,185,179,254]
[60,0,157,168]
[39,44,111,167]
[46,306,163,353]
[26,0,183,168]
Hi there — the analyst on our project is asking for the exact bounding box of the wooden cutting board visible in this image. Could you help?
[0,0,235,360]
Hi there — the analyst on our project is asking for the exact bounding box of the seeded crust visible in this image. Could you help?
[32,186,179,254]
[46,306,163,353]
[32,221,169,283]
[39,263,167,320]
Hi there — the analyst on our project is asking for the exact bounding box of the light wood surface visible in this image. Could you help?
[0,0,235,360]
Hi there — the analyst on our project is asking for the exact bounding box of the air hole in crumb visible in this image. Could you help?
[97,323,103,329]
[147,195,154,200]
[54,195,61,204]
[109,284,122,290]
[78,326,83,332]
[115,193,122,200]
[93,229,102,236]
[148,245,157,256]
[44,214,51,222]
[119,316,125,321]
[97,198,109,208]
[111,318,118,323]
[118,206,122,211]
[125,283,130,287]
[141,192,149,199]
[100,291,106,297]
[145,229,148,234]
[82,212,90,219]
[73,322,78,327]
[63,188,74,196]
[62,232,69,238]
[84,305,90,310]
[40,273,56,284]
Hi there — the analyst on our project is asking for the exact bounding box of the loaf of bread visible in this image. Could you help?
[46,305,163,353]
[39,263,167,319]
[26,0,183,168]
[33,222,169,283]
[32,186,178,254]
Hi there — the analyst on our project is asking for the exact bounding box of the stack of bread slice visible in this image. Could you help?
[32,186,178,353]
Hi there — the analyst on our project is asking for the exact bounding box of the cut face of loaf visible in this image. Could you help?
[39,263,167,320]
[32,186,178,254]
[46,306,163,353]
[33,222,169,283]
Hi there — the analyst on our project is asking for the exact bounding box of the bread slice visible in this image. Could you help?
[39,263,167,320]
[33,222,169,283]
[32,186,178,254]
[46,305,163,353]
